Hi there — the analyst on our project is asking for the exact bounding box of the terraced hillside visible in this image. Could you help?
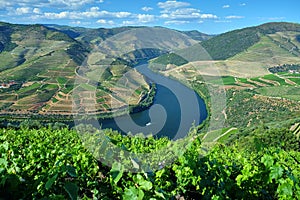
[0,22,209,118]
[0,22,150,116]
[152,22,300,144]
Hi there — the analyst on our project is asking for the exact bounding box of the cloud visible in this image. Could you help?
[0,1,10,9]
[48,0,94,8]
[44,11,70,19]
[43,8,132,20]
[33,8,41,14]
[223,5,230,9]
[215,20,231,23]
[225,15,244,19]
[122,14,155,25]
[15,7,31,15]
[97,19,114,25]
[136,14,155,23]
[158,1,218,22]
[200,14,217,19]
[71,20,82,25]
[165,20,190,25]
[240,3,246,6]
[141,6,153,12]
[157,1,190,10]
[160,8,217,20]
[0,0,101,9]
[259,17,285,20]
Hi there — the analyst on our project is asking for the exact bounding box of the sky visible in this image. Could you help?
[0,0,299,34]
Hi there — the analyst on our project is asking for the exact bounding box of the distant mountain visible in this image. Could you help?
[45,24,212,45]
[179,30,214,41]
[201,22,300,60]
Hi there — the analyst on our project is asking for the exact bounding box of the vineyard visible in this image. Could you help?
[0,127,299,199]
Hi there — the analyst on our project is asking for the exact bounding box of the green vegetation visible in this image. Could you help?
[263,74,290,85]
[289,78,300,85]
[225,89,300,128]
[0,21,300,199]
[201,27,260,60]
[201,22,300,60]
[0,126,299,199]
[255,86,300,101]
[269,64,300,73]
[152,53,188,67]
[129,84,156,113]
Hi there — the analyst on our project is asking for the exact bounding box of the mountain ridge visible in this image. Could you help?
[201,22,300,60]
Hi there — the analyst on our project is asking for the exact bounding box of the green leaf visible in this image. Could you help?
[66,165,77,177]
[155,190,165,199]
[139,180,153,191]
[64,182,78,200]
[0,158,8,168]
[110,162,124,184]
[277,179,293,197]
[123,187,144,200]
[1,141,9,151]
[261,155,274,168]
[45,174,58,190]
[269,165,283,181]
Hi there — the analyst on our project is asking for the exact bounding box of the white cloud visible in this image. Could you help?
[259,17,285,20]
[0,0,102,9]
[136,14,155,23]
[0,1,10,9]
[157,1,190,10]
[215,20,231,23]
[42,9,132,20]
[121,14,155,25]
[48,0,94,8]
[223,5,230,9]
[15,7,31,15]
[44,11,70,19]
[141,6,153,12]
[71,20,82,25]
[33,8,41,14]
[165,20,190,25]
[225,15,244,19]
[97,19,114,25]
[240,3,246,6]
[161,8,217,20]
[200,14,218,19]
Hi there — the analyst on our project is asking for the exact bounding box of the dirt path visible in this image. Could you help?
[259,78,279,86]
[213,128,237,142]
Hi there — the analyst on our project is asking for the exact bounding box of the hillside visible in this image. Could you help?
[0,22,209,117]
[201,22,300,60]
[153,22,300,145]
[155,22,300,78]
[45,24,212,45]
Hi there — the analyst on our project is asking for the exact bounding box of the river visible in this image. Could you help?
[97,62,208,140]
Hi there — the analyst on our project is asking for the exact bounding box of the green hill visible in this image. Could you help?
[0,22,207,117]
[0,22,87,82]
[201,22,300,60]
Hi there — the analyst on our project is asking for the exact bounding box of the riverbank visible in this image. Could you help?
[0,83,157,128]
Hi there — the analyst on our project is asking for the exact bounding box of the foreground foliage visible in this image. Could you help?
[0,127,299,199]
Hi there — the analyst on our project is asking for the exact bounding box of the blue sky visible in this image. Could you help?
[0,0,299,34]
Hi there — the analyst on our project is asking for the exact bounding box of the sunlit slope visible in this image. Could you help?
[160,22,300,78]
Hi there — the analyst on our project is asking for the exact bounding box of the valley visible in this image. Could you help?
[0,21,300,199]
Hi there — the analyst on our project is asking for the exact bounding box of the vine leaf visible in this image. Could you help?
[64,182,78,200]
